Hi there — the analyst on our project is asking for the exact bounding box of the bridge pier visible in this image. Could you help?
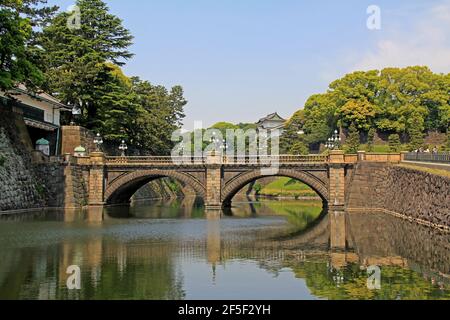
[205,152,223,210]
[328,150,346,211]
[88,152,106,207]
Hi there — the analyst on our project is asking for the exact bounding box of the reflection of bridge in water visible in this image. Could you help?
[1,206,449,300]
[64,207,450,285]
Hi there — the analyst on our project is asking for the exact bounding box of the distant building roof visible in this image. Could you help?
[256,112,286,125]
[14,84,71,111]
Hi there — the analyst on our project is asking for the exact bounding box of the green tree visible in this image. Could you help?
[281,109,306,153]
[338,99,378,131]
[388,134,401,152]
[289,141,309,155]
[132,77,187,154]
[253,183,262,195]
[294,66,449,151]
[367,128,376,152]
[39,0,134,126]
[0,0,57,90]
[38,0,186,155]
[346,123,360,154]
[407,111,425,151]
[303,94,336,145]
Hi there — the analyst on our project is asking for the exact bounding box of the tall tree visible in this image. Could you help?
[280,109,306,153]
[132,77,187,154]
[302,94,337,145]
[0,0,57,90]
[367,128,376,152]
[407,111,425,151]
[39,0,134,122]
[346,123,360,154]
[388,134,401,152]
[294,66,449,149]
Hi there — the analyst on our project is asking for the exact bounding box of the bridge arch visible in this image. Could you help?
[221,168,329,207]
[105,170,206,205]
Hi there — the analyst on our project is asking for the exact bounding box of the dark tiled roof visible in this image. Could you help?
[256,112,286,124]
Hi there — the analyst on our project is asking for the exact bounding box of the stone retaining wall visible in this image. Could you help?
[347,162,450,228]
[0,108,46,211]
[34,163,65,208]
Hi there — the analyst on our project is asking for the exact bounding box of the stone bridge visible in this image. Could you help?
[74,151,403,211]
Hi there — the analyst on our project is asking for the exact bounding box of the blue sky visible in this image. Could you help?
[48,0,450,129]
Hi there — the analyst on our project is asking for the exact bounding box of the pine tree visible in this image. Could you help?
[407,111,425,151]
[388,134,401,152]
[280,110,306,154]
[289,141,309,155]
[39,0,134,126]
[346,123,360,154]
[37,0,186,154]
[0,0,56,90]
[367,128,376,152]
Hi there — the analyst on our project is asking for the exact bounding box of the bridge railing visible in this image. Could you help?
[102,153,407,166]
[404,152,450,164]
[223,155,328,164]
[106,156,206,165]
[105,155,328,165]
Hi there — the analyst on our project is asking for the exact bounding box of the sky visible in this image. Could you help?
[48,0,450,129]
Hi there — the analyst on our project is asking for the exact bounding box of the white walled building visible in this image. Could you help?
[256,112,287,135]
[0,85,71,156]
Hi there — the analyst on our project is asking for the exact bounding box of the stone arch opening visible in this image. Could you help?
[105,170,206,205]
[221,169,329,207]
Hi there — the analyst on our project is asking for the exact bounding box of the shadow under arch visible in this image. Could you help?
[105,170,206,205]
[221,168,329,208]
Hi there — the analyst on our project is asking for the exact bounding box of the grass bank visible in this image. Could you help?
[257,177,318,198]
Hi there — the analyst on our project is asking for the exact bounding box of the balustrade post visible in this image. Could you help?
[357,151,366,162]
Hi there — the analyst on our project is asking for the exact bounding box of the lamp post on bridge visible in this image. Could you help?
[325,130,342,150]
[93,133,103,152]
[119,140,128,157]
[210,132,229,155]
[219,139,229,154]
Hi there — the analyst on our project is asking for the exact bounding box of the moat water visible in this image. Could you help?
[0,198,449,300]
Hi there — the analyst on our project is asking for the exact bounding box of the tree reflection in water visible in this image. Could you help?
[0,198,448,300]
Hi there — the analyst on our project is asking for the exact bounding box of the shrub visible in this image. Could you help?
[388,134,401,152]
[253,183,262,195]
